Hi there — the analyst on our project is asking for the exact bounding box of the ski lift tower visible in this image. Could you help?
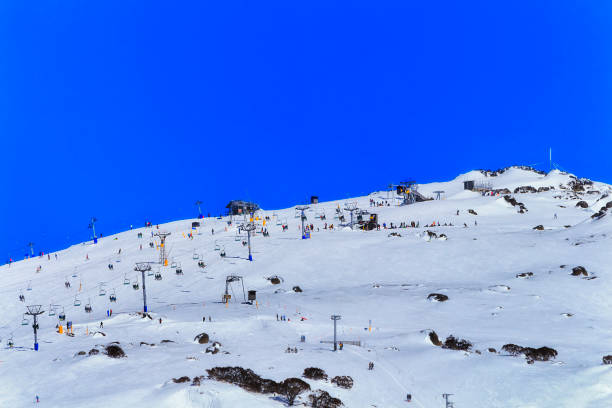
[240,222,256,261]
[154,231,171,266]
[195,200,203,219]
[344,202,359,229]
[134,262,153,313]
[296,205,310,239]
[442,393,454,408]
[88,217,98,243]
[25,305,44,351]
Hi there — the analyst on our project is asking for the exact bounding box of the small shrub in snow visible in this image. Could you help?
[442,336,472,351]
[603,355,612,365]
[501,344,557,362]
[303,367,328,381]
[330,376,353,389]
[88,348,100,356]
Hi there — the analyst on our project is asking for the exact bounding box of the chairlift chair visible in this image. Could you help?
[176,263,183,275]
[48,304,56,317]
[154,272,162,281]
[58,307,66,321]
[74,295,81,306]
[7,337,14,347]
[21,314,29,326]
[170,259,177,268]
[84,300,92,313]
[99,283,106,296]
[192,251,199,260]
[123,274,130,285]
[26,281,32,291]
[132,277,140,290]
[109,289,117,302]
[214,241,221,251]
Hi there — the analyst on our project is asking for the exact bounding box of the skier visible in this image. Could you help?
[406,394,412,402]
[100,322,103,329]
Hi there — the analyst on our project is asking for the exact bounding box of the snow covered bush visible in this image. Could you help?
[330,376,353,389]
[303,367,328,381]
[309,389,343,407]
[442,335,472,351]
[278,377,310,406]
[427,293,449,302]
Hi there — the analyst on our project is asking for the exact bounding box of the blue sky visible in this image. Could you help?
[1,1,611,260]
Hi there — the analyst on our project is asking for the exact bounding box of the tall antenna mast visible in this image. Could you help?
[549,147,552,172]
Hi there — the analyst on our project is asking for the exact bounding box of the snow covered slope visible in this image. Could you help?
[1,166,611,408]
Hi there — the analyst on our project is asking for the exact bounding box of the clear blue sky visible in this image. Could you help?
[1,1,611,260]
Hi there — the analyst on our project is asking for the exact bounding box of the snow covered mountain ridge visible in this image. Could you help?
[1,166,611,408]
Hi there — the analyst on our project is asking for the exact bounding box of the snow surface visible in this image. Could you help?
[1,167,611,408]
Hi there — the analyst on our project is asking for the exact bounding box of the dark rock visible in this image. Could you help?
[173,376,191,383]
[293,286,303,293]
[603,355,612,365]
[88,348,100,356]
[488,348,496,353]
[427,293,449,302]
[571,266,588,276]
[533,225,544,230]
[194,333,209,344]
[576,201,589,208]
[105,344,126,358]
[516,272,534,278]
[468,209,478,215]
[429,331,442,346]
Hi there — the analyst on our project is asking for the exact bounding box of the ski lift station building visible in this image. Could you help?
[226,200,260,215]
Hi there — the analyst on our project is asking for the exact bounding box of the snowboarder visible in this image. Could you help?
[159,318,162,324]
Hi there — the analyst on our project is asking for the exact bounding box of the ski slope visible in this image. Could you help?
[1,167,611,408]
